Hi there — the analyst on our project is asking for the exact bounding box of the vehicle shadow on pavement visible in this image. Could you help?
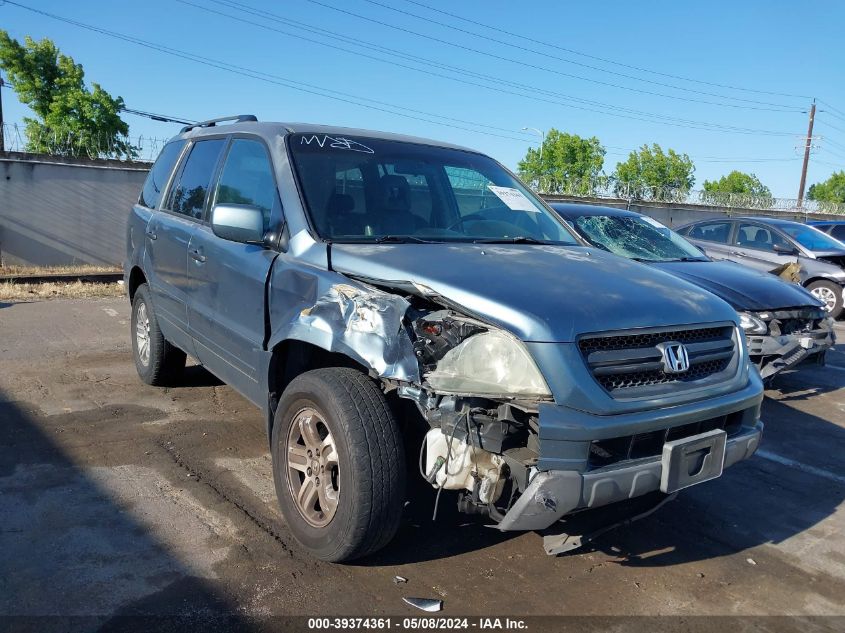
[584,395,845,569]
[354,476,520,566]
[0,395,253,631]
[180,363,224,388]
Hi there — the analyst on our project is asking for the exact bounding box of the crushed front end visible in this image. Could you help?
[739,307,835,379]
[393,303,765,546]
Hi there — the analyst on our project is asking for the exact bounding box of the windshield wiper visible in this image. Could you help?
[373,235,440,244]
[472,236,549,245]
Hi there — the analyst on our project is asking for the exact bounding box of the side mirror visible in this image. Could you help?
[211,204,265,244]
[773,243,799,256]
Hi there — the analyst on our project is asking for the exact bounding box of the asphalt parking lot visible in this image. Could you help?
[1,298,843,626]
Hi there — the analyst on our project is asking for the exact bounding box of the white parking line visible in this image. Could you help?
[756,449,845,486]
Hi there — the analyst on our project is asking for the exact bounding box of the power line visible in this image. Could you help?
[399,0,813,102]
[200,0,796,136]
[818,99,845,119]
[307,0,803,112]
[363,0,805,110]
[0,1,540,143]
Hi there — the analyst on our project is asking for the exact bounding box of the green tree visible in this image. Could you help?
[0,31,135,158]
[701,170,772,206]
[613,144,695,200]
[517,129,606,195]
[807,171,845,204]
[703,170,771,196]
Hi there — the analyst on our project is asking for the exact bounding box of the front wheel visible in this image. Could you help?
[807,280,844,319]
[271,368,406,562]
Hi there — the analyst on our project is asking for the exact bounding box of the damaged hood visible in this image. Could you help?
[330,243,738,342]
[651,260,822,312]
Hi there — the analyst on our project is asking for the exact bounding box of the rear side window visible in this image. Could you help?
[165,139,226,219]
[688,221,732,244]
[139,140,186,209]
[213,139,277,230]
[831,225,845,241]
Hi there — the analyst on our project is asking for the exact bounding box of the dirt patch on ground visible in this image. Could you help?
[0,280,125,301]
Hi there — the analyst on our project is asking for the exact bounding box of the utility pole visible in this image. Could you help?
[796,99,816,206]
[0,76,5,153]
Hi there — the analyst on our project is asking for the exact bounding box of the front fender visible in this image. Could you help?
[267,274,420,383]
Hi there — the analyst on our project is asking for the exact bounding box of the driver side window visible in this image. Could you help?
[736,223,789,252]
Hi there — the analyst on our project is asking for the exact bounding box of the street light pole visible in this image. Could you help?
[522,126,545,159]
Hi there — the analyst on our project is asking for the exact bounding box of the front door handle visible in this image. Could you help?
[189,249,207,263]
[145,229,157,240]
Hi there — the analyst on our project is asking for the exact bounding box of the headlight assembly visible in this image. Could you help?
[738,312,768,335]
[414,314,551,397]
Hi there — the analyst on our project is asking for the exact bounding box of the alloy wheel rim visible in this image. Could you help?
[810,287,837,312]
[286,407,339,528]
[135,303,151,366]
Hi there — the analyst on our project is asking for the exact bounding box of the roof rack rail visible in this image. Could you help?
[180,114,258,134]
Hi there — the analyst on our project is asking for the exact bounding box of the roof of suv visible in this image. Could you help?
[175,118,480,154]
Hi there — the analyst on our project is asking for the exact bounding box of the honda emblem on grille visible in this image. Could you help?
[657,341,690,374]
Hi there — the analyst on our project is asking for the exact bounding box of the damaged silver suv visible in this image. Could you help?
[125,117,764,561]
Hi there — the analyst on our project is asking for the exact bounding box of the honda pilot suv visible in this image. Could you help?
[126,116,764,561]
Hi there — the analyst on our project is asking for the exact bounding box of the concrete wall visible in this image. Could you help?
[1,152,842,267]
[0,153,148,267]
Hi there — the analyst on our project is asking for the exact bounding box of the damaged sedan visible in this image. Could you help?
[126,117,764,561]
[552,203,835,380]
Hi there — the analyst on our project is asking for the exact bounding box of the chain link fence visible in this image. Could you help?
[530,175,845,215]
[1,122,165,163]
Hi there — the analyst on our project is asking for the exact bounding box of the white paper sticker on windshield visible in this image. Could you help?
[641,216,668,229]
[486,185,539,212]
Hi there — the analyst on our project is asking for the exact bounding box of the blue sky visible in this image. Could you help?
[2,0,844,197]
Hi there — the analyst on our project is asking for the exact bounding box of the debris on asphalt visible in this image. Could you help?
[393,575,407,584]
[747,558,757,566]
[402,597,443,612]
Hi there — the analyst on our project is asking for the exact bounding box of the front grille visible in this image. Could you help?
[579,326,729,354]
[596,357,731,391]
[579,324,736,397]
[588,412,744,469]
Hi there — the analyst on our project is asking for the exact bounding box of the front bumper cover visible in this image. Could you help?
[497,421,763,531]
[747,329,834,379]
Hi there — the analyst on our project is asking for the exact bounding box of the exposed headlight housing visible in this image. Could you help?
[414,315,551,397]
[738,312,768,335]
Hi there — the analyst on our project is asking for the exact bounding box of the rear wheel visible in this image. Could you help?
[807,280,843,319]
[131,283,186,385]
[271,367,405,562]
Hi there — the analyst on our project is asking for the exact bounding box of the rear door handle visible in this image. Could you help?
[145,229,157,240]
[189,248,207,263]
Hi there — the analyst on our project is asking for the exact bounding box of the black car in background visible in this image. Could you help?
[551,203,835,379]
[809,220,845,242]
[676,216,845,318]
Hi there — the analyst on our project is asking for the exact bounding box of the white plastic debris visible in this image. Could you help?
[746,558,757,566]
[393,575,407,584]
[402,597,442,612]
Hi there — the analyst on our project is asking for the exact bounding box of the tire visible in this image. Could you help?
[271,367,405,562]
[131,283,187,386]
[807,280,844,319]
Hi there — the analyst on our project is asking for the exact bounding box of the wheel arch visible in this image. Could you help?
[265,338,372,440]
[127,266,147,302]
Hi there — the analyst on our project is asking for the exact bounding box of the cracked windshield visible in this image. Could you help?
[574,214,708,262]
